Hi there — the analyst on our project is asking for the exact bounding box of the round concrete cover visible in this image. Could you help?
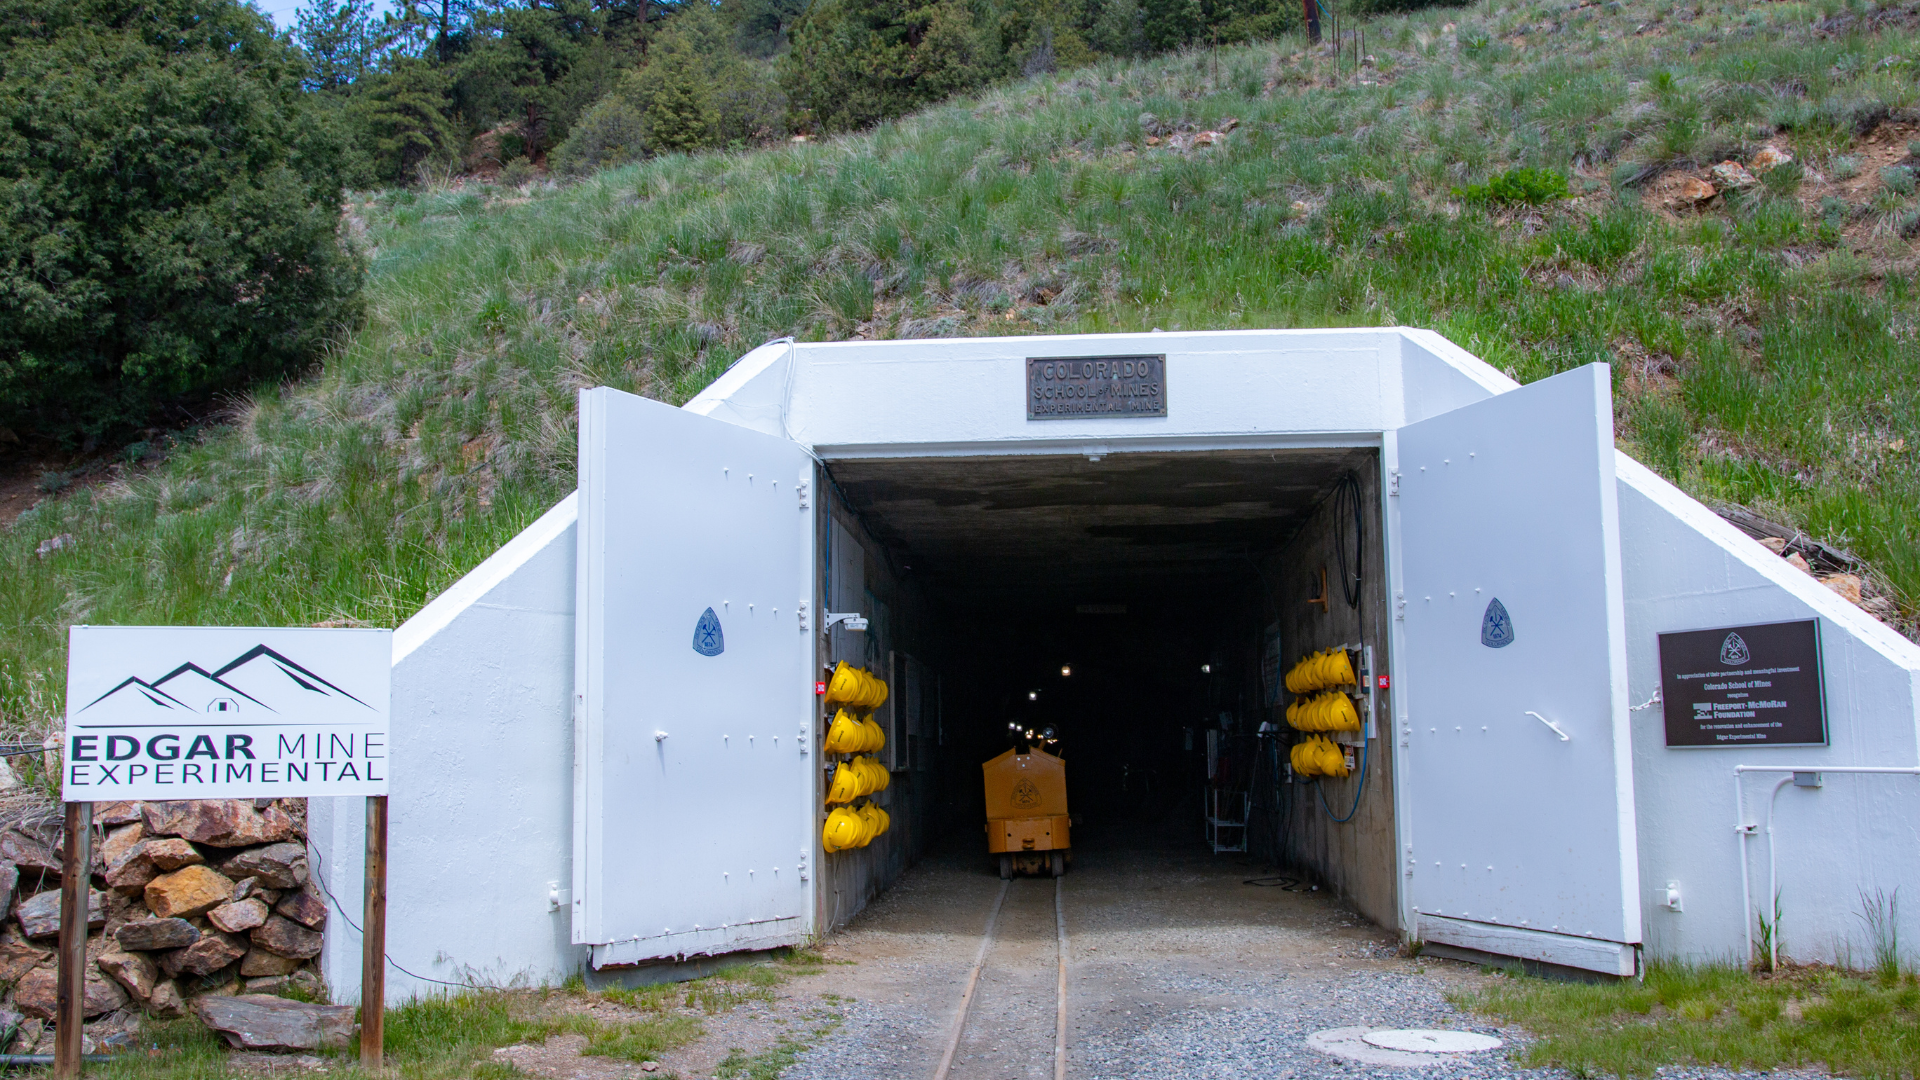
[1362,1029,1503,1053]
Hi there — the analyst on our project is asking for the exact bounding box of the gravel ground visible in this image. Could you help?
[768,825,1832,1080]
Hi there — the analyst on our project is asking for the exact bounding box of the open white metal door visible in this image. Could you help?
[573,387,816,967]
[1397,363,1641,975]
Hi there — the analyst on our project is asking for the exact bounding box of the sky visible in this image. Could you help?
[251,0,306,30]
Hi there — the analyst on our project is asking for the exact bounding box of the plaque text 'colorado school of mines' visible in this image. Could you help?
[1027,355,1167,419]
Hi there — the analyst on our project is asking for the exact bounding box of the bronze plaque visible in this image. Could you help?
[1659,619,1827,747]
[1027,355,1166,420]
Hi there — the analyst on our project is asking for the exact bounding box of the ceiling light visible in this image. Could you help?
[1201,664,1212,674]
[1028,690,1039,701]
[1060,665,1072,677]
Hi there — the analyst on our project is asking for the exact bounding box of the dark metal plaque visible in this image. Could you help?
[1027,355,1166,420]
[1658,619,1826,747]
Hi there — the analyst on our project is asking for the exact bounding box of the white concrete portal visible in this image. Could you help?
[315,328,1920,1001]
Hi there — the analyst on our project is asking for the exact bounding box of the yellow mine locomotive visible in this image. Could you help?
[983,745,1069,878]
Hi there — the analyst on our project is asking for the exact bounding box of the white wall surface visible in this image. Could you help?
[688,329,1400,455]
[318,495,583,1004]
[1616,458,1920,966]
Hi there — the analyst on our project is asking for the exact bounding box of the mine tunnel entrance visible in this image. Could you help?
[818,447,1398,928]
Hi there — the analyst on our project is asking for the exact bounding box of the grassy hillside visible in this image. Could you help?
[5,0,1919,734]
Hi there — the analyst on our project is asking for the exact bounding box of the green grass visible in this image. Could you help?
[5,0,1919,743]
[1461,963,1920,1078]
[90,956,838,1079]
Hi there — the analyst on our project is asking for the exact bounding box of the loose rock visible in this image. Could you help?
[244,970,322,997]
[241,948,304,977]
[99,823,145,872]
[144,838,206,871]
[1822,573,1864,603]
[144,865,235,919]
[0,936,50,982]
[14,964,128,1019]
[208,897,271,934]
[103,844,158,895]
[97,949,159,1001]
[0,830,61,876]
[16,888,106,939]
[252,915,324,959]
[161,929,248,977]
[115,917,201,952]
[95,802,146,827]
[1710,160,1758,188]
[193,994,354,1051]
[1786,551,1814,574]
[143,801,298,848]
[1677,176,1717,202]
[1751,145,1794,173]
[222,843,308,889]
[148,980,187,1018]
[274,884,327,930]
[0,861,15,916]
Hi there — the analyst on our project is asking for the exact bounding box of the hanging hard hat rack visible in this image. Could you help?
[818,661,893,853]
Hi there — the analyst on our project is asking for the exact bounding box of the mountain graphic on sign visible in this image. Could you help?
[81,645,371,717]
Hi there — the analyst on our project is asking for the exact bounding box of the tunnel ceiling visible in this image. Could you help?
[825,448,1373,612]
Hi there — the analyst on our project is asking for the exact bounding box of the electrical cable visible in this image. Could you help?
[1315,737,1368,823]
[1331,472,1363,609]
[308,845,481,990]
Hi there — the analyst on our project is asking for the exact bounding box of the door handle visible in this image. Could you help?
[1525,711,1570,741]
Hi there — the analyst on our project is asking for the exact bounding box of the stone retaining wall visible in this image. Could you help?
[0,798,328,1052]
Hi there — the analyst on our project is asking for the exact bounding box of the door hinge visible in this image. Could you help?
[1389,470,1401,496]
[1394,592,1406,621]
[797,479,810,509]
[798,601,809,631]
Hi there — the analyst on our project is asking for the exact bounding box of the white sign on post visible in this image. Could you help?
[63,626,391,800]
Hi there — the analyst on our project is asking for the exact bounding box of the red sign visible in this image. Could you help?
[1377,675,1390,689]
[814,681,827,695]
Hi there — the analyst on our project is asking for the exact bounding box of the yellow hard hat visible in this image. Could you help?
[827,763,859,805]
[875,806,891,835]
[854,804,880,846]
[861,717,886,752]
[823,807,862,851]
[824,710,859,753]
[1317,736,1350,778]
[871,759,891,791]
[1290,738,1316,776]
[824,662,857,706]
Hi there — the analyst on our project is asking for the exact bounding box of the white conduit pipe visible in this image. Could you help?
[1733,764,1920,968]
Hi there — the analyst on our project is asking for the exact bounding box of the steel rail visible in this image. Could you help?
[930,879,1010,1080]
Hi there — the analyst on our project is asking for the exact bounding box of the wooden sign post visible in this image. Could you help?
[52,801,92,1080]
[361,794,388,1070]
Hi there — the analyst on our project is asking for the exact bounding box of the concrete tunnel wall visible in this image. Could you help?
[314,329,1920,1002]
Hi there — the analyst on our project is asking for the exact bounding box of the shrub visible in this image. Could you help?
[552,96,651,175]
[781,0,991,133]
[0,0,362,447]
[1454,167,1571,206]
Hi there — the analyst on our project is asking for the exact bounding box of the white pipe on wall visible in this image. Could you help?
[1733,764,1920,968]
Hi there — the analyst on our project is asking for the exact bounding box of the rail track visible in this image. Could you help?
[930,876,1070,1080]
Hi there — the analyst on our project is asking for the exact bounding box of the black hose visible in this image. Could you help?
[1331,473,1363,609]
